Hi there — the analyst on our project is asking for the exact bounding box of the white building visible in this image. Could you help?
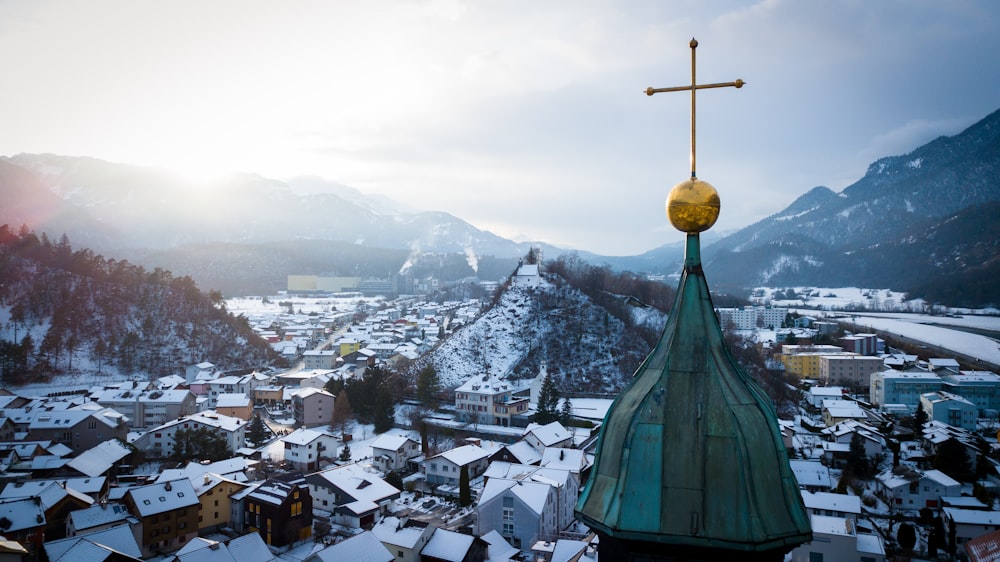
[370,433,421,474]
[789,514,885,562]
[424,444,492,487]
[133,412,246,458]
[920,391,978,431]
[454,375,529,427]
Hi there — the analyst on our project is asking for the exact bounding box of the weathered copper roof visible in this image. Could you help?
[575,233,811,554]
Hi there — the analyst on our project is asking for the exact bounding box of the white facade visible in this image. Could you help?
[920,391,978,431]
[790,515,885,562]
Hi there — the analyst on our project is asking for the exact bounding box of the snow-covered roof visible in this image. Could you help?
[540,447,586,472]
[67,503,133,531]
[216,393,251,408]
[151,411,245,433]
[944,507,1000,526]
[924,469,961,488]
[525,421,572,447]
[499,441,543,465]
[479,477,552,516]
[810,514,856,537]
[0,497,44,532]
[800,491,862,515]
[455,374,512,394]
[126,478,199,517]
[309,531,393,562]
[371,517,429,549]
[370,433,416,452]
[44,523,143,561]
[789,460,833,488]
[67,439,131,477]
[433,444,490,467]
[421,528,474,562]
[312,463,400,504]
[480,530,519,561]
[282,427,328,446]
[246,477,305,506]
[856,532,885,556]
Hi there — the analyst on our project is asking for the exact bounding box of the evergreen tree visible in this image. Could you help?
[416,365,442,408]
[247,415,270,447]
[559,397,573,425]
[331,391,354,435]
[933,437,973,481]
[385,470,403,491]
[373,386,395,434]
[913,406,928,440]
[845,433,872,480]
[459,464,471,507]
[171,427,232,462]
[338,443,352,462]
[897,523,917,554]
[533,374,561,424]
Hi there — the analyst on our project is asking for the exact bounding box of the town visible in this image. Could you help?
[0,266,999,562]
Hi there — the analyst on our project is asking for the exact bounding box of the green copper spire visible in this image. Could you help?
[575,233,812,559]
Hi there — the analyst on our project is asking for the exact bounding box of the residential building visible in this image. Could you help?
[424,444,492,487]
[244,476,312,547]
[93,386,197,429]
[870,370,944,411]
[371,517,435,562]
[523,421,573,451]
[123,478,200,557]
[477,476,558,551]
[800,491,862,522]
[190,472,249,533]
[46,522,144,561]
[779,345,851,379]
[420,528,489,562]
[943,371,1000,415]
[370,433,421,474]
[455,375,529,427]
[876,467,960,510]
[303,350,337,370]
[291,388,335,428]
[482,462,579,534]
[0,497,46,557]
[132,411,246,458]
[944,508,1000,560]
[281,427,340,472]
[20,408,128,453]
[789,515,885,562]
[819,355,885,390]
[306,463,400,529]
[216,393,253,421]
[66,503,140,540]
[838,333,881,356]
[821,400,868,427]
[920,391,978,431]
[304,530,394,562]
[716,305,788,330]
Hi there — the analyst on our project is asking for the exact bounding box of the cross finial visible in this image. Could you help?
[645,38,745,179]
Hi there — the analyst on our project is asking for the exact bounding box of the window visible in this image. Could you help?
[291,501,302,516]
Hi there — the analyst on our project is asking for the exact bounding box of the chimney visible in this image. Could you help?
[164,481,172,492]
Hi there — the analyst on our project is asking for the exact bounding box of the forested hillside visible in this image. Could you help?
[0,225,280,383]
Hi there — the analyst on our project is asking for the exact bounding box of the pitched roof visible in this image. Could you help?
[311,463,400,504]
[126,478,199,516]
[44,523,142,561]
[67,439,131,477]
[421,529,474,562]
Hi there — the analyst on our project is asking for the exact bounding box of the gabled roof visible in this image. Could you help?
[126,478,199,517]
[370,433,417,452]
[310,463,400,504]
[479,477,552,516]
[524,421,572,448]
[308,531,393,562]
[44,523,143,562]
[67,503,133,531]
[421,528,474,562]
[0,497,44,532]
[432,444,490,467]
[68,439,131,477]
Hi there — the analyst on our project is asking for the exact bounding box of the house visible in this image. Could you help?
[870,370,943,411]
[253,385,285,409]
[477,475,559,551]
[280,427,340,472]
[789,460,835,492]
[789,514,885,562]
[189,472,250,533]
[876,467,961,510]
[203,374,265,409]
[123,478,200,557]
[821,420,886,460]
[942,508,1000,559]
[965,528,1000,561]
[800,491,862,522]
[480,462,579,539]
[66,503,139,540]
[1,479,93,541]
[488,441,543,467]
[371,516,435,562]
[523,421,573,451]
[66,438,132,478]
[216,393,253,421]
[0,476,107,504]
[420,528,489,562]
[306,463,400,529]
[512,261,542,288]
[0,497,46,557]
[185,362,218,384]
[370,433,421,474]
[304,530,393,562]
[819,354,885,389]
[821,399,868,426]
[22,408,128,453]
[291,388,335,428]
[539,448,588,482]
[243,475,312,547]
[424,444,492,487]
[172,531,275,562]
[454,375,529,427]
[132,411,246,458]
[43,523,144,561]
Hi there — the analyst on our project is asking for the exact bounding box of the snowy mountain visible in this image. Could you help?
[700,107,1000,306]
[414,272,666,394]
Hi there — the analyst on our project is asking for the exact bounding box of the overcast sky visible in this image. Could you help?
[1,1,998,256]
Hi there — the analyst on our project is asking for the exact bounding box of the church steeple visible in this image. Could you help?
[574,38,811,561]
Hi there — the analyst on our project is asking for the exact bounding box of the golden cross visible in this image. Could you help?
[646,38,745,179]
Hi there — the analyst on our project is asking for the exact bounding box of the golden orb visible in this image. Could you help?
[666,177,720,233]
